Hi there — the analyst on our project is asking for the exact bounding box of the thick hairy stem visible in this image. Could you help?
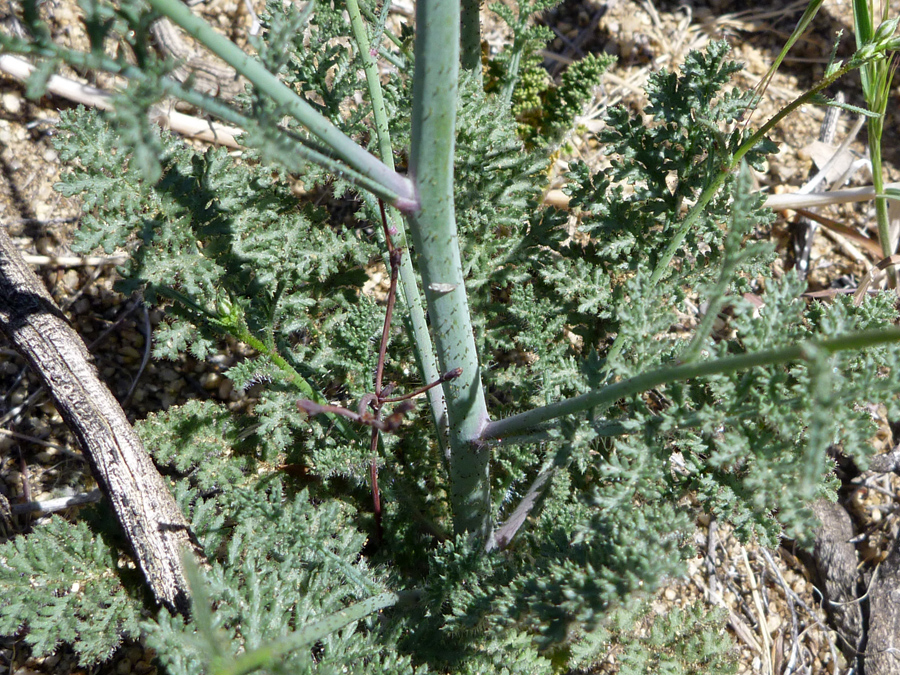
[460,0,483,82]
[407,0,491,539]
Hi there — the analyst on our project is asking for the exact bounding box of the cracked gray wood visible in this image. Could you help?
[0,226,201,614]
[808,500,864,658]
[865,540,900,673]
[150,16,244,98]
[805,493,900,675]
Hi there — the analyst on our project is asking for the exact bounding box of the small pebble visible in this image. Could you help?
[35,449,59,463]
[74,298,91,315]
[201,372,221,390]
[218,379,234,400]
[60,269,80,292]
[134,660,155,675]
[120,346,142,361]
[1,93,21,115]
[36,236,55,255]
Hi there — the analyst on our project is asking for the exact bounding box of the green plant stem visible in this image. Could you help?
[747,0,825,121]
[213,590,422,675]
[460,0,483,82]
[481,326,900,440]
[345,0,449,452]
[851,2,897,262]
[231,324,358,441]
[602,171,729,366]
[143,0,417,211]
[870,117,893,257]
[734,56,875,168]
[152,285,356,438]
[407,0,491,539]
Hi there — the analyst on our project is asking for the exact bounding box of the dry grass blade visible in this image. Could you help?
[853,254,900,305]
[742,548,774,674]
[794,208,884,258]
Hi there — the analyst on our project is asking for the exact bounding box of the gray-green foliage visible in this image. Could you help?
[0,517,141,664]
[4,0,900,672]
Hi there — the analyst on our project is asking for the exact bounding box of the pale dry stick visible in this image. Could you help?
[853,254,900,306]
[794,110,874,277]
[8,488,102,515]
[0,55,243,148]
[762,558,841,675]
[766,183,900,211]
[548,181,900,213]
[807,116,867,193]
[694,521,763,654]
[641,0,700,64]
[759,548,804,674]
[20,254,129,267]
[820,224,875,268]
[704,518,721,596]
[742,547,774,675]
[700,522,771,655]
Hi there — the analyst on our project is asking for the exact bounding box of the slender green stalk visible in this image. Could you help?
[460,0,483,82]
[154,286,358,440]
[869,103,894,256]
[213,591,421,675]
[747,0,825,121]
[407,0,491,539]
[144,0,417,211]
[345,0,449,451]
[481,326,900,440]
[735,56,880,169]
[644,9,900,297]
[853,1,898,257]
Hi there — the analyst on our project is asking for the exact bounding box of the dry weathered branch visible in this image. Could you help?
[9,489,102,515]
[0,227,200,614]
[0,54,243,148]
